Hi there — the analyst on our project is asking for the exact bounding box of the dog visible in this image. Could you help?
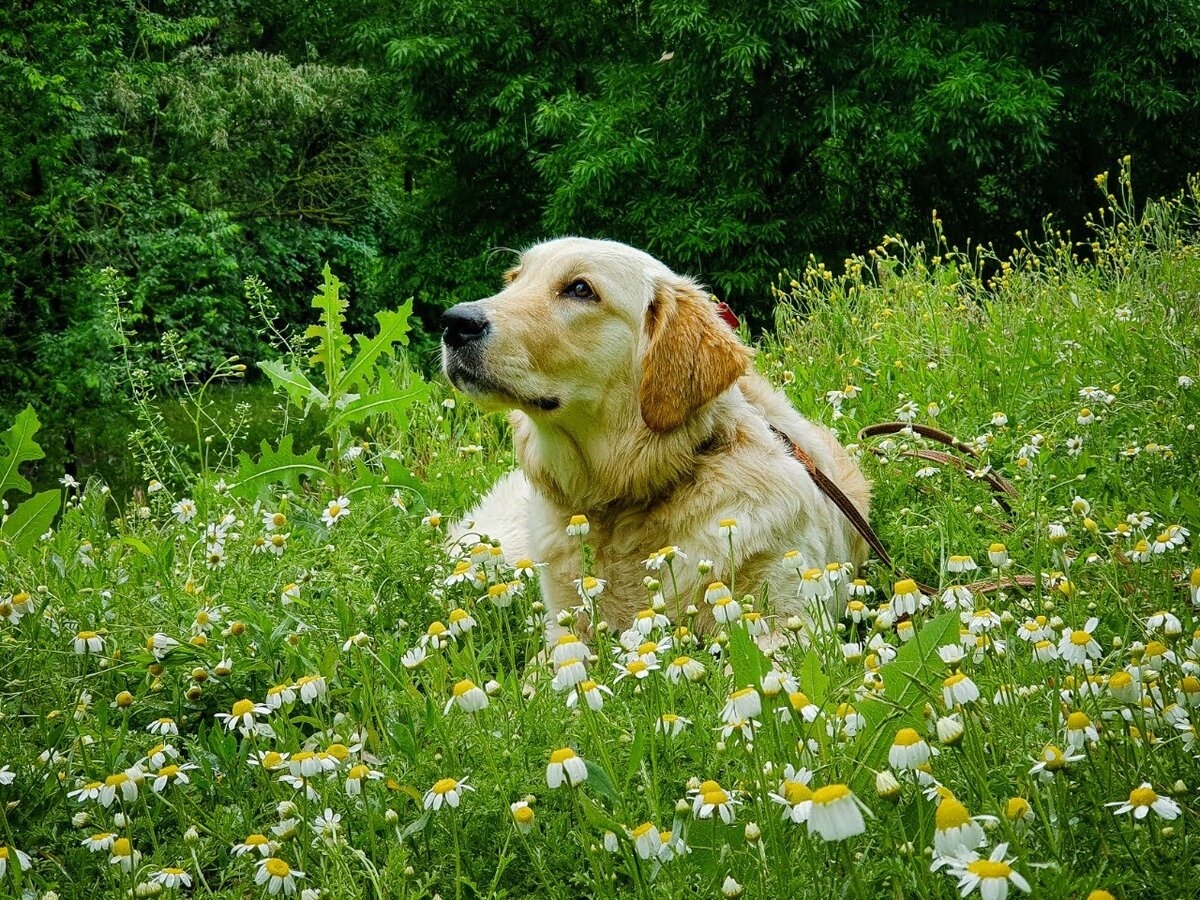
[442,237,870,643]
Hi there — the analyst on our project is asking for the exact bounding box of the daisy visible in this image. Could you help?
[665,655,706,684]
[552,659,588,692]
[1107,783,1181,820]
[769,767,814,823]
[216,698,271,735]
[99,768,142,806]
[546,749,587,789]
[172,498,197,523]
[510,801,535,834]
[781,690,820,723]
[109,837,141,872]
[424,776,473,810]
[68,781,104,803]
[693,784,739,823]
[267,533,289,556]
[950,843,1031,898]
[321,496,350,527]
[892,579,923,616]
[0,845,30,879]
[1059,618,1102,666]
[614,658,658,682]
[296,673,327,703]
[567,680,612,711]
[889,727,932,770]
[629,822,662,860]
[73,630,104,655]
[422,509,443,528]
[1147,610,1182,636]
[1064,711,1099,749]
[807,784,869,841]
[565,514,589,536]
[81,832,117,853]
[721,687,762,723]
[151,763,195,793]
[947,555,978,574]
[445,679,488,714]
[656,713,691,737]
[1028,744,1083,782]
[150,867,193,890]
[232,834,279,857]
[1005,797,1035,830]
[934,797,988,856]
[718,518,739,537]
[942,672,981,707]
[255,857,305,895]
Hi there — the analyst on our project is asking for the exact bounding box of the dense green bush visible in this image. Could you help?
[4,0,1200,479]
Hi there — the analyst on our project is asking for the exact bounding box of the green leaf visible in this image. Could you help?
[259,359,328,412]
[342,301,415,391]
[726,623,770,689]
[0,489,59,555]
[799,647,830,707]
[230,435,328,499]
[333,371,428,428]
[305,265,351,395]
[856,611,960,767]
[584,759,620,804]
[0,406,45,501]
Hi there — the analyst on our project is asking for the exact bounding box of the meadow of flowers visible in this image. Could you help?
[1,161,1198,899]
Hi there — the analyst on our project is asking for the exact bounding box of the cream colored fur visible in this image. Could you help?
[445,238,869,641]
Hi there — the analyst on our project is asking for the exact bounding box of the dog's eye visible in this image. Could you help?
[563,279,595,301]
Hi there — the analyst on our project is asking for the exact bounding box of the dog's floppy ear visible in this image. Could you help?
[639,278,752,433]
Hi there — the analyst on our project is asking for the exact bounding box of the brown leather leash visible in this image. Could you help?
[772,423,1035,597]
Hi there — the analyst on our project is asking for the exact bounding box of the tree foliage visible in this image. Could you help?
[3,0,1200,460]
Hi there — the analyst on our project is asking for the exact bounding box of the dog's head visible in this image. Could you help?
[441,238,751,433]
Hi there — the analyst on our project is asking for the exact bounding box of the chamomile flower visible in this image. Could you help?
[889,727,933,770]
[150,866,193,890]
[151,763,195,793]
[73,630,104,655]
[109,837,141,872]
[721,687,762,722]
[510,801,535,834]
[565,515,589,536]
[445,679,488,714]
[1059,618,1102,666]
[934,797,988,856]
[693,784,740,823]
[769,767,815,823]
[546,749,587,789]
[321,496,350,527]
[942,672,981,707]
[1064,711,1099,749]
[807,784,869,841]
[567,680,612,711]
[892,579,923,616]
[949,843,1031,898]
[255,857,305,895]
[216,698,271,734]
[1107,783,1181,820]
[233,834,279,857]
[81,832,117,852]
[656,713,691,737]
[629,822,663,859]
[665,654,706,684]
[172,498,197,523]
[424,776,472,810]
[296,673,327,704]
[1028,744,1083,782]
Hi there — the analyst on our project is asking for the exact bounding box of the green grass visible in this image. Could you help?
[1,162,1199,899]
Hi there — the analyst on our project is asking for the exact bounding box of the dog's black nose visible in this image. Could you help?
[440,304,491,349]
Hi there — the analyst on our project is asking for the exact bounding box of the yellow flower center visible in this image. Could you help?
[894,727,922,747]
[245,834,269,846]
[1006,798,1030,820]
[894,578,917,594]
[453,679,478,698]
[626,660,648,675]
[580,680,598,692]
[112,838,132,856]
[936,798,972,829]
[1066,712,1091,730]
[432,778,458,795]
[1041,745,1066,769]
[231,699,255,717]
[788,691,811,710]
[702,789,729,805]
[77,630,97,639]
[812,784,850,805]
[637,641,659,656]
[631,822,655,839]
[427,622,447,636]
[698,780,721,794]
[1069,629,1092,646]
[261,752,284,769]
[783,781,813,804]
[549,749,576,764]
[944,672,967,687]
[1129,787,1158,807]
[569,515,588,526]
[326,743,349,760]
[513,805,534,824]
[273,513,286,527]
[162,867,185,875]
[157,765,179,778]
[265,858,291,877]
[967,860,1013,879]
[105,773,128,787]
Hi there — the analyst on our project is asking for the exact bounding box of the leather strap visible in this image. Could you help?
[771,426,938,596]
[773,424,1027,598]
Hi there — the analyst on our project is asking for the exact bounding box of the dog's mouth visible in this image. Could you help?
[443,350,560,413]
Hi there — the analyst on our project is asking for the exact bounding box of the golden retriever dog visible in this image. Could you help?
[442,237,869,643]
